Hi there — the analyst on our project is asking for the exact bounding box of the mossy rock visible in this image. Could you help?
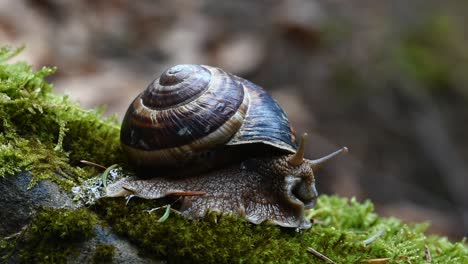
[0,46,467,263]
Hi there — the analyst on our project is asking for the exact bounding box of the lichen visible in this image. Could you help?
[0,46,122,190]
[72,166,127,206]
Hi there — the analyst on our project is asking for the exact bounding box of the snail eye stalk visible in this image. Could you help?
[288,133,308,166]
[311,147,348,171]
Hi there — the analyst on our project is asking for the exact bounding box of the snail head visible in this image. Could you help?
[280,133,348,209]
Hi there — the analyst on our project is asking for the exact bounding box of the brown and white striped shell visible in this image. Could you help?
[120,64,297,171]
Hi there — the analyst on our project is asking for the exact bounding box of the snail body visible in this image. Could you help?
[107,65,347,229]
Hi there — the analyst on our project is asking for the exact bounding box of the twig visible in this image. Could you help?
[306,247,336,264]
[1,223,31,262]
[311,219,326,225]
[363,228,385,246]
[145,204,173,222]
[425,245,432,262]
[80,160,107,170]
[144,196,183,216]
[3,225,28,241]
[145,207,180,214]
[363,258,391,263]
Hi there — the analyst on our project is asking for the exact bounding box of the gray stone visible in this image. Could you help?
[0,172,163,263]
[71,225,159,264]
[0,172,75,237]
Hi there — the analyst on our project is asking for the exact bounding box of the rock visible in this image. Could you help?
[0,172,162,263]
[0,172,75,237]
[72,225,158,264]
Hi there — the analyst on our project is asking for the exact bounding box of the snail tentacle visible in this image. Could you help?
[310,147,348,171]
[288,133,308,166]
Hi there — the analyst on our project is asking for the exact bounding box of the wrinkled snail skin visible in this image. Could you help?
[109,64,347,229]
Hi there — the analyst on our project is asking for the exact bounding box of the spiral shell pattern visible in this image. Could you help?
[121,64,296,169]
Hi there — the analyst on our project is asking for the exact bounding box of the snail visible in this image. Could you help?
[106,64,347,229]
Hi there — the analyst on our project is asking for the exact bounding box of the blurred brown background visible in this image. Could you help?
[1,0,467,240]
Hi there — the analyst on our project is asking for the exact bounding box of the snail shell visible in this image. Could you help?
[121,64,297,170]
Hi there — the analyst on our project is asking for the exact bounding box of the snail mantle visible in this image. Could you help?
[105,64,348,230]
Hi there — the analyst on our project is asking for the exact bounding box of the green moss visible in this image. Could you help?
[0,46,123,190]
[92,244,116,264]
[30,208,98,241]
[1,208,99,263]
[94,196,467,263]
